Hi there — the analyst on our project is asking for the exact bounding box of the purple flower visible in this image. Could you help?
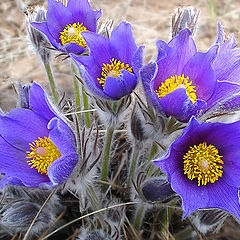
[154,117,240,219]
[0,83,79,188]
[31,0,102,55]
[141,24,240,122]
[71,21,144,100]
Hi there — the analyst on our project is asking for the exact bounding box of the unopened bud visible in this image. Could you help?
[0,230,11,240]
[190,209,228,234]
[15,82,31,109]
[141,176,176,203]
[130,104,146,142]
[172,7,200,37]
[97,19,114,39]
[26,7,51,63]
[0,201,54,235]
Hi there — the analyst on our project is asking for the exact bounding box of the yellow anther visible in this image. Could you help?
[26,137,61,175]
[155,74,197,103]
[59,22,88,47]
[97,58,133,88]
[183,142,224,186]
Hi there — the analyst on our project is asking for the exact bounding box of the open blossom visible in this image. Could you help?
[31,0,102,55]
[0,83,79,188]
[71,21,144,100]
[140,24,240,122]
[154,117,240,219]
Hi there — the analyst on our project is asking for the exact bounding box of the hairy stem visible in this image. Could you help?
[44,62,58,104]
[147,142,159,177]
[81,85,91,128]
[101,127,114,191]
[127,146,140,188]
[133,205,145,231]
[71,62,81,121]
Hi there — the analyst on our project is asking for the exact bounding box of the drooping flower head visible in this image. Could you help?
[0,83,79,188]
[71,21,144,100]
[141,24,240,122]
[31,0,102,55]
[154,117,240,219]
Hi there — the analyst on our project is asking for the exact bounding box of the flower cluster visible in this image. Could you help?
[2,0,240,238]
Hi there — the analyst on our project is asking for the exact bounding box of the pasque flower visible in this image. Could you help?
[141,24,240,122]
[71,21,144,100]
[31,0,102,55]
[0,83,78,188]
[154,117,240,219]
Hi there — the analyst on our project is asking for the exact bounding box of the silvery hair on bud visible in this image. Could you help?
[26,7,52,64]
[172,7,200,37]
[141,175,176,203]
[0,186,61,237]
[0,200,54,236]
[189,209,228,234]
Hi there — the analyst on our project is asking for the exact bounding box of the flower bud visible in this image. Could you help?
[129,103,147,142]
[172,7,200,37]
[141,176,176,203]
[97,19,114,39]
[0,201,54,235]
[26,7,52,64]
[15,82,31,109]
[0,230,11,240]
[190,209,228,234]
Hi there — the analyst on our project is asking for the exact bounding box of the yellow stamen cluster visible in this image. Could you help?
[183,142,224,186]
[59,22,88,47]
[26,137,61,175]
[97,58,133,88]
[155,74,197,103]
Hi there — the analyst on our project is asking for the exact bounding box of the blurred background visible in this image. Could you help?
[0,0,240,111]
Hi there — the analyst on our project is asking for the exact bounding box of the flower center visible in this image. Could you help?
[59,22,88,47]
[155,74,197,103]
[97,58,133,88]
[26,137,61,175]
[183,142,224,186]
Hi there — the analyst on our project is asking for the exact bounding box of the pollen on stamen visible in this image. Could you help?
[59,22,88,47]
[183,142,224,186]
[155,74,197,103]
[97,58,133,88]
[26,137,61,175]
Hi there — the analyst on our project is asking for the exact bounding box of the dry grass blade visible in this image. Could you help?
[40,201,139,240]
[39,208,66,239]
[10,233,18,240]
